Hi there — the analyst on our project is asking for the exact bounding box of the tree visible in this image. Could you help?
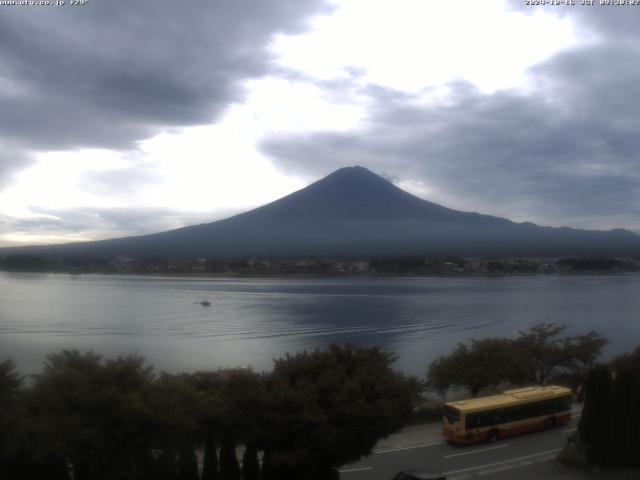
[0,359,29,479]
[260,345,419,479]
[188,371,223,480]
[612,345,640,375]
[512,323,570,385]
[426,339,514,397]
[576,359,640,468]
[219,432,241,480]
[0,254,48,271]
[177,448,199,480]
[0,359,23,446]
[188,368,266,480]
[0,359,22,401]
[242,444,261,480]
[607,368,638,465]
[0,357,70,479]
[148,373,202,480]
[212,369,264,480]
[426,323,607,397]
[29,350,180,480]
[578,364,613,465]
[29,351,107,479]
[201,431,219,480]
[513,323,607,385]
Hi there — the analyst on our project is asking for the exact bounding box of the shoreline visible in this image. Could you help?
[1,269,639,279]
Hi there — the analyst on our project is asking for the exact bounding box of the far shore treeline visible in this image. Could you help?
[1,253,639,276]
[1,327,638,479]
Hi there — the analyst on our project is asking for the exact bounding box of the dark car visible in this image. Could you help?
[391,470,446,480]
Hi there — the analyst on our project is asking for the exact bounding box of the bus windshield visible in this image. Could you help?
[443,405,460,424]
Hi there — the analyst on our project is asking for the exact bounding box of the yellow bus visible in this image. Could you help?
[442,385,572,444]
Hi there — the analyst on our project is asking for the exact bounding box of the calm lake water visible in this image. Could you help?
[1,272,639,376]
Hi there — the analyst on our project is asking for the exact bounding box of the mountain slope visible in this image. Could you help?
[2,166,640,258]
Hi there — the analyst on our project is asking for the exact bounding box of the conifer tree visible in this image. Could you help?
[201,432,219,480]
[588,365,612,465]
[0,359,28,478]
[630,372,640,467]
[578,364,612,465]
[219,432,241,480]
[241,443,261,480]
[177,447,199,480]
[608,369,635,464]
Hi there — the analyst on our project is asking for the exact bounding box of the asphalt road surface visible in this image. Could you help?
[339,412,583,480]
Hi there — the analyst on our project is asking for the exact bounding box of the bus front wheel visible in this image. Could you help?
[487,430,500,443]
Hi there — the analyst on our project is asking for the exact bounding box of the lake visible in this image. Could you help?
[1,272,638,376]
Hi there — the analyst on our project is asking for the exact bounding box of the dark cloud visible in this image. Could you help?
[262,35,640,232]
[0,0,331,180]
[0,146,31,188]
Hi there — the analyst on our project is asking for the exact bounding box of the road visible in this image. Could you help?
[339,411,583,480]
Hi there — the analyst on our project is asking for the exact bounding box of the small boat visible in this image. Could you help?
[199,299,211,307]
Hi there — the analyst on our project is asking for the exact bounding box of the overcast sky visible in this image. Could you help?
[0,0,638,247]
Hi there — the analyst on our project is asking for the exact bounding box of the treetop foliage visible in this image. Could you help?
[426,322,607,397]
[263,345,418,470]
[612,345,640,375]
[0,345,416,480]
[0,359,22,406]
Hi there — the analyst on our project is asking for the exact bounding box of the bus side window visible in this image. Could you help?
[531,401,543,416]
[514,405,527,421]
[540,400,550,414]
[502,407,511,422]
[481,411,493,428]
[555,397,570,412]
[542,399,556,414]
[491,409,504,425]
[504,406,517,422]
[466,413,477,429]
[467,412,491,429]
